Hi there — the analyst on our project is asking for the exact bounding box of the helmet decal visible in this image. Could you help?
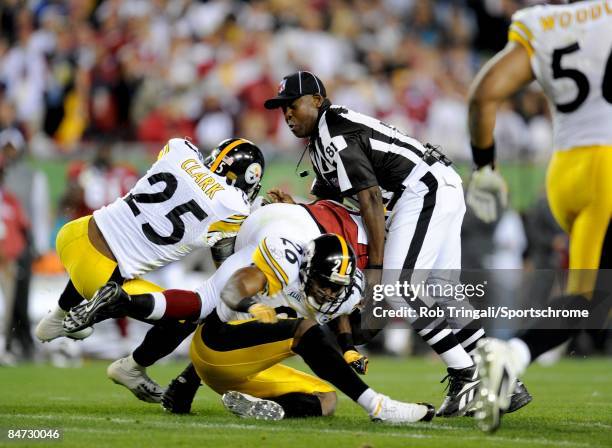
[210,138,248,172]
[337,235,349,276]
[345,261,353,275]
[205,137,264,202]
[245,162,263,185]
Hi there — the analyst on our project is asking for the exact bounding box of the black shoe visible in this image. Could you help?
[506,379,532,414]
[63,282,129,333]
[162,364,201,414]
[436,365,480,417]
[464,378,532,417]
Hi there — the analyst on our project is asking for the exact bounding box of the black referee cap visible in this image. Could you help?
[264,71,326,109]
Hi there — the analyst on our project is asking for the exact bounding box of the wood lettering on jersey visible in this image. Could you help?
[540,2,612,31]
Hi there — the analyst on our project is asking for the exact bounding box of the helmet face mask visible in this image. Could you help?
[205,138,265,203]
[301,234,356,315]
[305,274,353,315]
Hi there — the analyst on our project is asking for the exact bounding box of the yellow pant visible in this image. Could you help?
[55,216,164,299]
[546,146,612,294]
[190,316,334,398]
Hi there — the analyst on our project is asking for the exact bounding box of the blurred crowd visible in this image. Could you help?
[1,0,553,160]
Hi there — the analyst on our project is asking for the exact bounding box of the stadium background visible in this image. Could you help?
[2,0,553,203]
[1,0,607,360]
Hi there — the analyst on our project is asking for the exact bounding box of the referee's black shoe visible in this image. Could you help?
[436,365,480,417]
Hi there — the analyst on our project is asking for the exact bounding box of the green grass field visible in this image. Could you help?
[1,357,610,448]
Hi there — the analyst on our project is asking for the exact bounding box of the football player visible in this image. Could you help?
[66,233,435,423]
[36,137,265,402]
[466,0,612,432]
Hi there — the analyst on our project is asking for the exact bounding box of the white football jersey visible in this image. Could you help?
[234,203,322,252]
[94,138,250,278]
[509,1,612,151]
[215,235,364,325]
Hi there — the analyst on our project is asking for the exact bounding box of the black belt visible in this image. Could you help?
[422,143,452,167]
[386,144,451,211]
[386,186,405,212]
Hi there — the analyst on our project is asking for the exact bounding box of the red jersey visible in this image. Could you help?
[302,200,369,269]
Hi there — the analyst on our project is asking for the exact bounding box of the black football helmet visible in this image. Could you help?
[204,138,265,202]
[301,233,357,315]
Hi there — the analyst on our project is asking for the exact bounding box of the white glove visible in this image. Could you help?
[206,230,238,247]
[466,166,508,223]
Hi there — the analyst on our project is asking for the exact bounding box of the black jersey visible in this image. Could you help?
[308,104,427,205]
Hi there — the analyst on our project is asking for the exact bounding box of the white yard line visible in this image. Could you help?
[565,422,612,430]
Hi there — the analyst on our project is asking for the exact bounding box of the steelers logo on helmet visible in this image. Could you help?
[245,162,262,185]
[302,233,357,315]
[204,138,266,203]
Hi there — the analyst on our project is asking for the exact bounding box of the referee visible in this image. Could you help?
[264,71,511,417]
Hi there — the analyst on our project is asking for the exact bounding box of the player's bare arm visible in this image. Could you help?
[466,42,535,223]
[220,266,277,323]
[330,314,369,375]
[356,187,385,267]
[468,42,535,151]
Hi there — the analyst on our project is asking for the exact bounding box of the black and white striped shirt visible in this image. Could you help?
[308,103,428,204]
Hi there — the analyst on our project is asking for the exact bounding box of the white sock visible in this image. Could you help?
[418,327,474,369]
[145,292,167,320]
[439,345,474,370]
[52,305,67,318]
[126,354,144,370]
[357,388,379,413]
[508,338,531,374]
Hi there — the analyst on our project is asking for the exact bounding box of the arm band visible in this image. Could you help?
[336,332,356,353]
[367,264,383,269]
[235,297,257,312]
[471,142,496,168]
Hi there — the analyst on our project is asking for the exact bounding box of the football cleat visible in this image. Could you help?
[221,391,285,421]
[63,282,128,333]
[107,356,165,403]
[473,338,522,432]
[465,379,532,417]
[436,365,480,417]
[162,365,201,414]
[369,394,435,424]
[35,306,93,342]
[506,379,532,414]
